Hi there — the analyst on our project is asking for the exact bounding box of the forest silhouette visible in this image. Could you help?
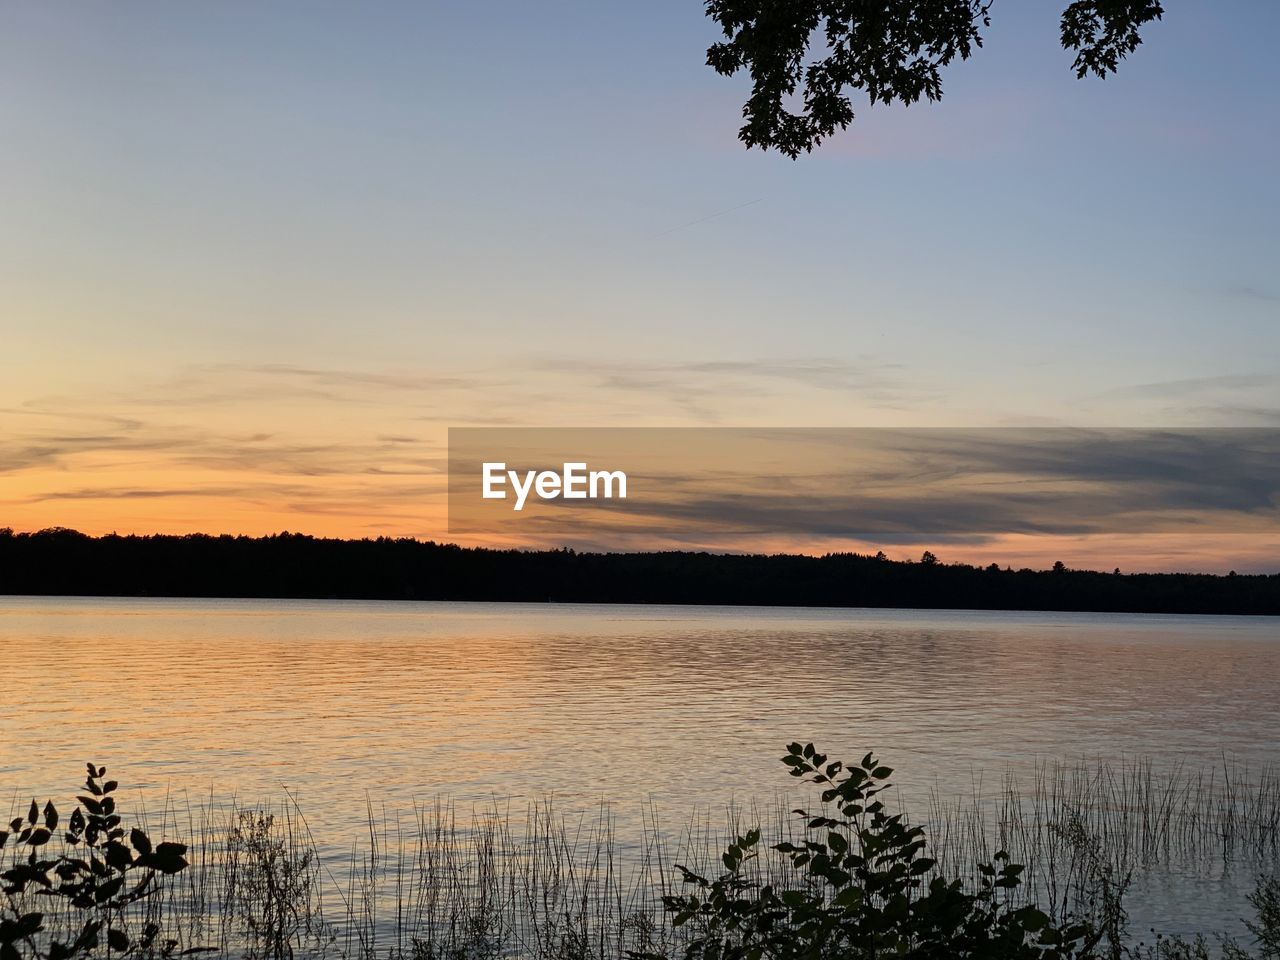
[1,527,1276,614]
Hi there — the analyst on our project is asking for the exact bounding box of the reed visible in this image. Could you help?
[4,754,1278,959]
[920,756,1280,923]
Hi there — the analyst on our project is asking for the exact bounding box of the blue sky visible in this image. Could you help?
[1,1,1278,553]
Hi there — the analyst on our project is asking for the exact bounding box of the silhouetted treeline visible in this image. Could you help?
[1,527,1278,614]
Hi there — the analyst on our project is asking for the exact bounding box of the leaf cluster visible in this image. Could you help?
[0,765,203,960]
[640,742,1105,960]
[705,1,1165,156]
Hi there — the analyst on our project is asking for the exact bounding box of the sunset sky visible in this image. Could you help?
[2,2,1278,571]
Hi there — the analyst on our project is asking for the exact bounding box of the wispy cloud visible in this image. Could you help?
[1226,285,1280,303]
[529,356,924,419]
[450,428,1280,548]
[3,356,927,534]
[1085,373,1280,426]
[1102,373,1277,400]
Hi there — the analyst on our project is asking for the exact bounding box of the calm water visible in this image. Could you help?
[2,597,1278,936]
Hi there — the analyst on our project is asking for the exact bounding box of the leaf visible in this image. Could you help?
[146,843,189,875]
[104,841,133,870]
[0,913,43,947]
[72,919,102,952]
[27,801,38,826]
[827,867,851,887]
[17,914,42,937]
[107,928,130,951]
[26,828,51,847]
[130,828,152,855]
[94,876,124,904]
[1017,906,1050,932]
[42,802,58,831]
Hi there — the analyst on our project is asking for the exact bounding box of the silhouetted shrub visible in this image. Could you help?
[641,744,1280,960]
[0,764,201,959]
[223,812,330,960]
[645,744,1116,959]
[4,755,1280,958]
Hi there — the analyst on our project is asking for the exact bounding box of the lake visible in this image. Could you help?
[1,597,1277,942]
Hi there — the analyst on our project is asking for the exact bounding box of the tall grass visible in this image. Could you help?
[922,756,1280,923]
[4,756,1278,959]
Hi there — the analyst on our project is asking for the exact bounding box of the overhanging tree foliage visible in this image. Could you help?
[704,0,1165,157]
